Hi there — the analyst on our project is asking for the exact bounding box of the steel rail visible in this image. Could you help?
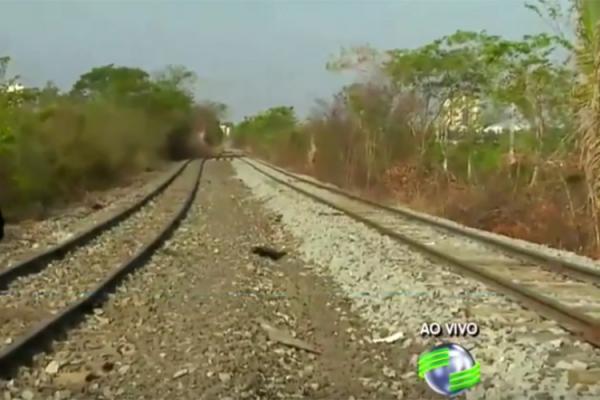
[0,159,205,378]
[249,158,600,285]
[0,161,190,291]
[241,157,600,347]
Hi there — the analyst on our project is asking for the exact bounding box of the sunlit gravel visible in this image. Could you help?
[233,159,600,400]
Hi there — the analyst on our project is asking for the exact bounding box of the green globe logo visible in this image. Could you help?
[418,343,480,397]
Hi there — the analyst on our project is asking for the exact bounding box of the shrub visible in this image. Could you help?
[0,60,222,219]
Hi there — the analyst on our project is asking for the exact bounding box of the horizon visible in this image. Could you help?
[1,0,559,122]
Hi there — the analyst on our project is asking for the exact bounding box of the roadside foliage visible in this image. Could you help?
[0,60,224,219]
[233,0,600,258]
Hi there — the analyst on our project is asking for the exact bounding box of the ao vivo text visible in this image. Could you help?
[420,322,480,337]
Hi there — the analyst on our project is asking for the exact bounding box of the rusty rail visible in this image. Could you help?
[241,157,600,347]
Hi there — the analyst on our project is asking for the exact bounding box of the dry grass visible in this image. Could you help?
[246,127,599,259]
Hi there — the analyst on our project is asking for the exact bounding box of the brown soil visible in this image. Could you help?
[4,160,437,399]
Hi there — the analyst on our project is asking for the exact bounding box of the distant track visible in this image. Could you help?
[209,149,246,160]
[0,152,247,377]
[241,157,600,347]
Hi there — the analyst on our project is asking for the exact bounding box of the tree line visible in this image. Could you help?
[0,59,225,219]
[231,0,600,258]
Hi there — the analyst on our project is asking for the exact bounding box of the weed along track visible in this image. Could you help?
[0,160,206,376]
[240,157,600,348]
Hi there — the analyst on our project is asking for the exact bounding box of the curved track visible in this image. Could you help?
[0,161,190,289]
[0,160,211,377]
[240,157,600,347]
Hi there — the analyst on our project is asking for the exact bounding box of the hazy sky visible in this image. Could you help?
[1,0,552,121]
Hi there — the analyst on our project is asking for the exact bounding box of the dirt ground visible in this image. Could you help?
[5,160,436,399]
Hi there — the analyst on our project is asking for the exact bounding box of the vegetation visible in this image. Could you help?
[233,0,600,258]
[0,59,222,219]
[574,0,600,246]
[234,107,309,167]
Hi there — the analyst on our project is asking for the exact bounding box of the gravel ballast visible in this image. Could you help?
[3,158,598,399]
[232,159,600,399]
[0,162,176,269]
[259,160,600,275]
[1,160,431,399]
[0,162,199,348]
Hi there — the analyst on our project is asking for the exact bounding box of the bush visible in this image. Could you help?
[0,60,222,220]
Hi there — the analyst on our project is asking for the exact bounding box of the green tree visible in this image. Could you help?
[0,56,17,156]
[71,64,151,100]
[153,65,197,93]
[233,106,298,158]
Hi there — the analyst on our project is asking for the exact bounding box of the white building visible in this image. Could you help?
[5,82,24,93]
[219,123,231,137]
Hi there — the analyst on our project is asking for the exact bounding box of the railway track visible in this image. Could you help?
[0,161,189,286]
[240,157,600,348]
[0,159,212,377]
[209,149,246,160]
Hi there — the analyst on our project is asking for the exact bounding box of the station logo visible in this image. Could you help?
[418,342,480,397]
